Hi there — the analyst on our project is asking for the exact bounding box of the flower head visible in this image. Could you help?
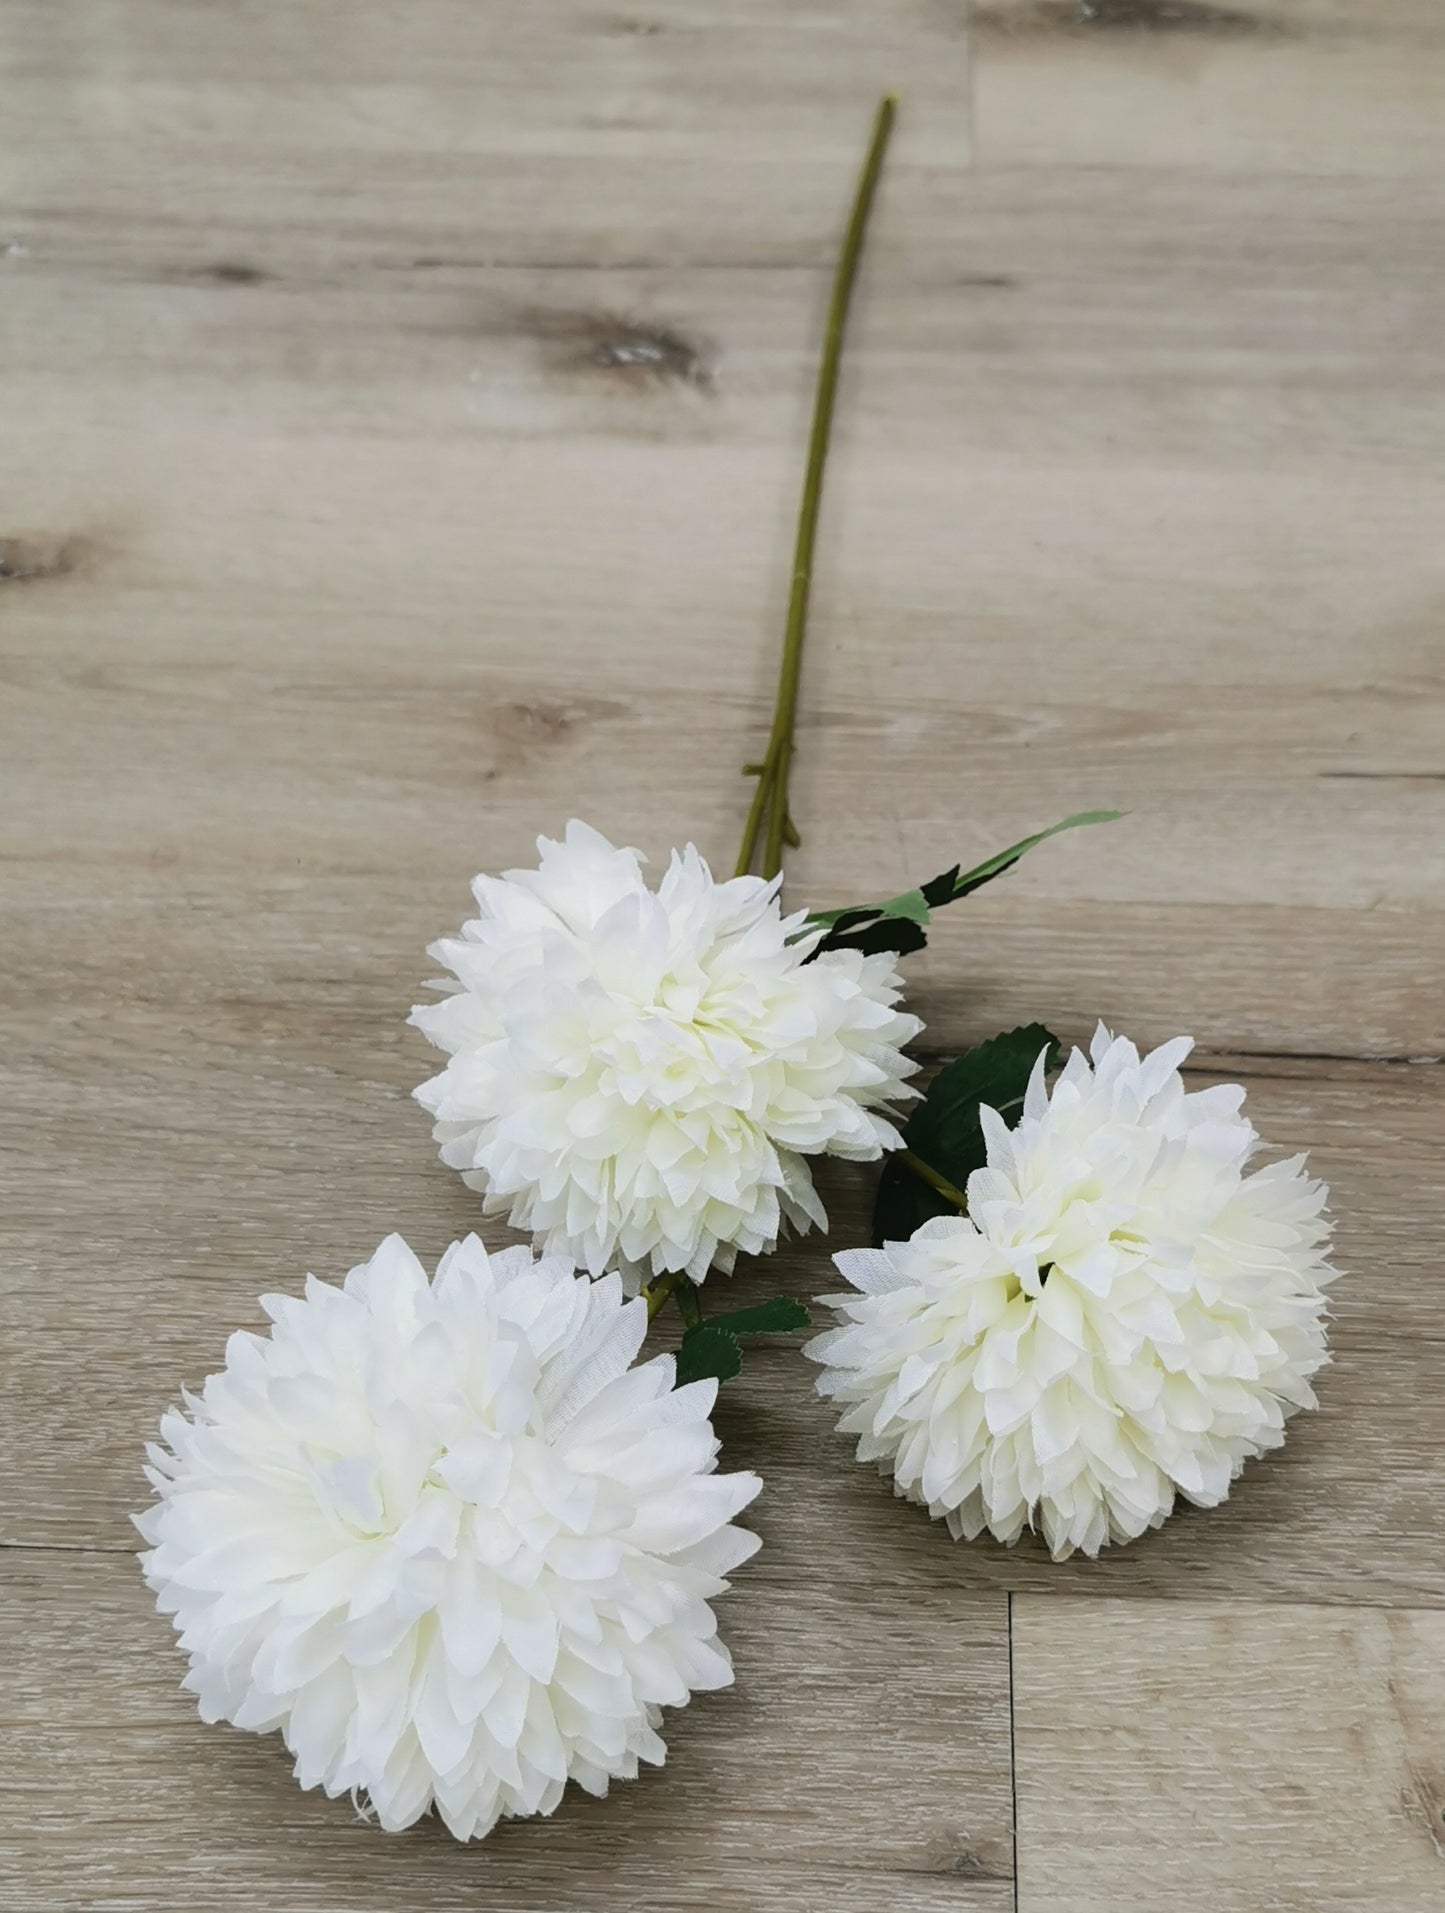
[137,1235,761,1839]
[411,822,921,1286]
[808,1027,1334,1559]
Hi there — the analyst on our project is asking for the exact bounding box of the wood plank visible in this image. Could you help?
[1012,1595,1445,1911]
[6,0,1444,1908]
[0,0,967,270]
[973,1,1445,174]
[3,1055,1443,1607]
[4,174,1443,1056]
[5,6,1442,1065]
[0,1550,1013,1910]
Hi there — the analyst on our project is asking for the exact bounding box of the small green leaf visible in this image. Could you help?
[807,886,929,932]
[872,1023,1061,1247]
[878,886,930,926]
[803,812,1123,961]
[707,1296,812,1337]
[942,810,1125,905]
[674,1324,744,1389]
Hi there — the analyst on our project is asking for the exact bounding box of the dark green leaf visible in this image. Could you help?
[872,1150,956,1246]
[706,1296,812,1338]
[872,1023,1061,1247]
[919,866,962,909]
[817,916,929,961]
[917,1022,1061,1161]
[802,812,1123,961]
[675,1277,704,1332]
[674,1324,743,1389]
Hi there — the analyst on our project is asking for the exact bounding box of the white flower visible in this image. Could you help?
[411,821,922,1286]
[808,1027,1334,1560]
[136,1234,761,1840]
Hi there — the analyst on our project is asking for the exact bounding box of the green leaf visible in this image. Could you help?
[706,1296,812,1337]
[803,811,1123,961]
[815,914,929,961]
[808,886,930,932]
[918,865,963,909]
[940,810,1125,905]
[872,1153,953,1247]
[674,1324,744,1389]
[872,1023,1061,1247]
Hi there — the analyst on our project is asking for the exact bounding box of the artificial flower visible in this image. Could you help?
[807,1027,1334,1559]
[137,1234,761,1838]
[411,821,922,1286]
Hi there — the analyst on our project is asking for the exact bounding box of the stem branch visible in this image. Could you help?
[898,1148,969,1213]
[735,93,896,883]
[644,1270,688,1322]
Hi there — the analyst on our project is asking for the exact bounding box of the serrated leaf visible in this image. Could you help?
[803,812,1123,961]
[872,1023,1061,1247]
[706,1297,811,1337]
[674,1324,744,1389]
[917,1022,1060,1163]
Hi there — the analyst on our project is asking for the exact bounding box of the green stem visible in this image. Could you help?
[898,1148,969,1213]
[735,93,897,883]
[734,738,781,880]
[644,1270,687,1321]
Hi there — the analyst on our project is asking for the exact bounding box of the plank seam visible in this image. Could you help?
[1007,1588,1020,1913]
[904,1044,1440,1072]
[0,1539,134,1556]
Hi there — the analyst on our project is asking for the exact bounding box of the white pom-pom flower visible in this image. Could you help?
[808,1027,1334,1560]
[411,821,922,1286]
[137,1234,761,1839]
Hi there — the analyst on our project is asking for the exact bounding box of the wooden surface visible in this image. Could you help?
[1,3,1441,1909]
[1013,1598,1445,1911]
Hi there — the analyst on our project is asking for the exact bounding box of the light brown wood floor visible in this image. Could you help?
[3,4,1442,1909]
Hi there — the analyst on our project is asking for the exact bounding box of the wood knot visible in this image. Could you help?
[484,695,629,781]
[530,310,714,392]
[0,533,91,585]
[920,1830,1014,1882]
[200,261,270,286]
[977,0,1276,33]
[506,699,579,739]
[1076,0,1273,30]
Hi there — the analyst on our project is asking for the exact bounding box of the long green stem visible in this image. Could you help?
[898,1148,969,1213]
[735,93,897,883]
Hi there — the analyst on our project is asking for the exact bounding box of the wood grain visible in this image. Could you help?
[1,0,1442,1905]
[1013,1596,1445,1911]
[4,169,1441,1055]
[0,1550,1013,1913]
[973,1,1445,175]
